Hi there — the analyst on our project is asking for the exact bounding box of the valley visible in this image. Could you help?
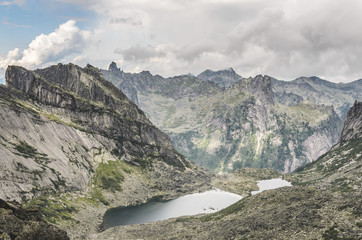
[0,63,360,240]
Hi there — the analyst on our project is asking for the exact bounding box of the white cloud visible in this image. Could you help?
[2,20,31,28]
[0,0,24,6]
[16,0,362,82]
[0,20,92,70]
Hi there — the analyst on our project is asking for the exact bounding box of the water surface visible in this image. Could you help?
[103,189,241,228]
[251,178,292,195]
[103,178,292,228]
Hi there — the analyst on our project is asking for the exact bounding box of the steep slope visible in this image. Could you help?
[272,77,362,118]
[96,102,362,240]
[0,63,212,239]
[291,101,362,191]
[102,63,342,173]
[197,68,242,88]
[0,199,69,240]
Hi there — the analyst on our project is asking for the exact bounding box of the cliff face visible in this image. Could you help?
[0,64,210,205]
[102,63,343,173]
[339,101,362,143]
[291,101,362,191]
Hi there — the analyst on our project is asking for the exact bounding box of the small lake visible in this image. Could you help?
[103,189,242,228]
[103,178,292,229]
[251,178,292,195]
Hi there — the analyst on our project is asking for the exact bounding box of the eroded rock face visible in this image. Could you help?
[0,199,69,240]
[339,101,362,143]
[0,64,201,203]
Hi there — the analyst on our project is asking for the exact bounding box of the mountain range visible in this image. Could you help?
[0,63,360,239]
[101,63,362,173]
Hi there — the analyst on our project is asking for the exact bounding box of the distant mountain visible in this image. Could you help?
[197,68,242,88]
[101,63,344,173]
[272,76,362,118]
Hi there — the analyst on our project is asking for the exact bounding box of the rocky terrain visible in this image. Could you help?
[101,63,345,173]
[93,102,362,240]
[197,68,242,88]
[0,199,69,240]
[290,101,362,192]
[0,63,213,239]
[272,77,362,118]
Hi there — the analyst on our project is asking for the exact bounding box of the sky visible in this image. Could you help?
[1,0,362,84]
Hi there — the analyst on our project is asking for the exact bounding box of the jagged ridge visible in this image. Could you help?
[101,63,343,173]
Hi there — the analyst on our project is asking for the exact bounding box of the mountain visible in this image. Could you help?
[101,63,343,173]
[272,77,362,118]
[339,100,362,143]
[197,68,242,88]
[95,102,362,240]
[0,63,212,238]
[291,101,362,191]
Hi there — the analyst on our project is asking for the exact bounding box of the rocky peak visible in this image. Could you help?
[140,70,152,76]
[247,75,275,105]
[197,68,242,88]
[108,61,120,72]
[6,66,36,93]
[339,100,362,143]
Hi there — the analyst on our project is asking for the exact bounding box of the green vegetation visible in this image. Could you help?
[88,188,109,205]
[43,113,90,133]
[15,141,38,158]
[322,225,340,240]
[93,161,124,192]
[26,195,78,224]
[131,157,152,169]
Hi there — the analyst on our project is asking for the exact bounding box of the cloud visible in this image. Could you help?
[2,20,31,28]
[115,45,167,62]
[0,0,24,6]
[0,20,92,70]
[20,0,362,82]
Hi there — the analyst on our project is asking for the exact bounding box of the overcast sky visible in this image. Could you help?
[1,0,362,84]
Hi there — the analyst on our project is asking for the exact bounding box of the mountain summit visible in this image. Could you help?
[197,68,242,88]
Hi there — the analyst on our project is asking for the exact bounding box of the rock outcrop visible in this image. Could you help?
[0,199,69,240]
[339,101,362,143]
[1,64,200,203]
